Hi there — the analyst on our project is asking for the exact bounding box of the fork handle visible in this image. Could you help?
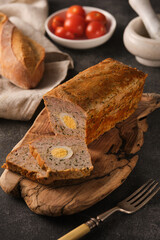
[58,217,100,240]
[58,207,119,240]
[58,223,90,240]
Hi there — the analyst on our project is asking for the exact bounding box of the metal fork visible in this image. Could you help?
[58,179,160,240]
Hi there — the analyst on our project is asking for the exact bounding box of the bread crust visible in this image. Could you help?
[0,12,45,89]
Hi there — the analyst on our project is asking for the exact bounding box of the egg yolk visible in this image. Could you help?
[51,148,68,158]
[62,115,77,129]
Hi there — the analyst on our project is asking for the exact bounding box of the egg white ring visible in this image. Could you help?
[51,146,73,159]
[59,112,77,129]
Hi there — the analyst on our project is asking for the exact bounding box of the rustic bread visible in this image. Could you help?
[44,58,147,144]
[0,12,45,89]
[2,144,51,184]
[29,135,93,180]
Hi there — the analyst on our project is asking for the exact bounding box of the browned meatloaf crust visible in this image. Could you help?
[44,58,147,144]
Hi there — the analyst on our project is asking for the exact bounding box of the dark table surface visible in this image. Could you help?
[0,0,160,239]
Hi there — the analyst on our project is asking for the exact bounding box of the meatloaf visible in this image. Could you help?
[2,144,51,184]
[29,135,93,180]
[3,135,93,184]
[44,58,147,144]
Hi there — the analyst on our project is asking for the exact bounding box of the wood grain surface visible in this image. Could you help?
[0,93,160,216]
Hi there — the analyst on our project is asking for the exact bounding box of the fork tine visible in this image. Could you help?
[129,180,157,204]
[131,182,159,205]
[134,186,160,209]
[125,179,153,202]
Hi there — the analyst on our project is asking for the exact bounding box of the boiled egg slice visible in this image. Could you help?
[59,112,77,129]
[51,146,73,159]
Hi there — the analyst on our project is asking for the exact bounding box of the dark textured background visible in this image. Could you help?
[0,0,160,239]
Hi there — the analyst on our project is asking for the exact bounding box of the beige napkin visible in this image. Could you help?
[0,0,73,121]
[0,0,48,33]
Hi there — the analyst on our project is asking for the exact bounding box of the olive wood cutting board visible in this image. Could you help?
[0,93,160,216]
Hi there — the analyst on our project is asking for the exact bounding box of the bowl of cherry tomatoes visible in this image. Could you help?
[45,5,116,49]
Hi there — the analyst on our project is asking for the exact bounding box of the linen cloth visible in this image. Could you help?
[0,0,73,120]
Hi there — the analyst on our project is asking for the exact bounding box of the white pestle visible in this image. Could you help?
[129,0,160,39]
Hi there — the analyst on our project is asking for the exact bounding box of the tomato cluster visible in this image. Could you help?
[50,5,108,40]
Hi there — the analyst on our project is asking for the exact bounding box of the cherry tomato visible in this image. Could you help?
[54,26,66,38]
[65,31,75,39]
[66,5,85,18]
[85,21,106,39]
[54,26,74,39]
[64,15,86,37]
[51,16,64,31]
[85,11,107,25]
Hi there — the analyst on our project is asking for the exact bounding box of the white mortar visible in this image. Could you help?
[123,14,160,67]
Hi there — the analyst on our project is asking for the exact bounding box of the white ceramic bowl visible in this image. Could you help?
[45,6,116,49]
[123,14,160,67]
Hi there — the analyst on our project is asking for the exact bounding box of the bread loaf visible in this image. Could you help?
[44,58,147,144]
[29,135,93,180]
[0,12,45,89]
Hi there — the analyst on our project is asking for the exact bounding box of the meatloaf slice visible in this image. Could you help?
[3,144,52,184]
[44,58,147,144]
[29,135,93,180]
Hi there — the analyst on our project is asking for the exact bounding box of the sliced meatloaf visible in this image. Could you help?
[2,144,52,184]
[43,58,147,144]
[29,135,93,180]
